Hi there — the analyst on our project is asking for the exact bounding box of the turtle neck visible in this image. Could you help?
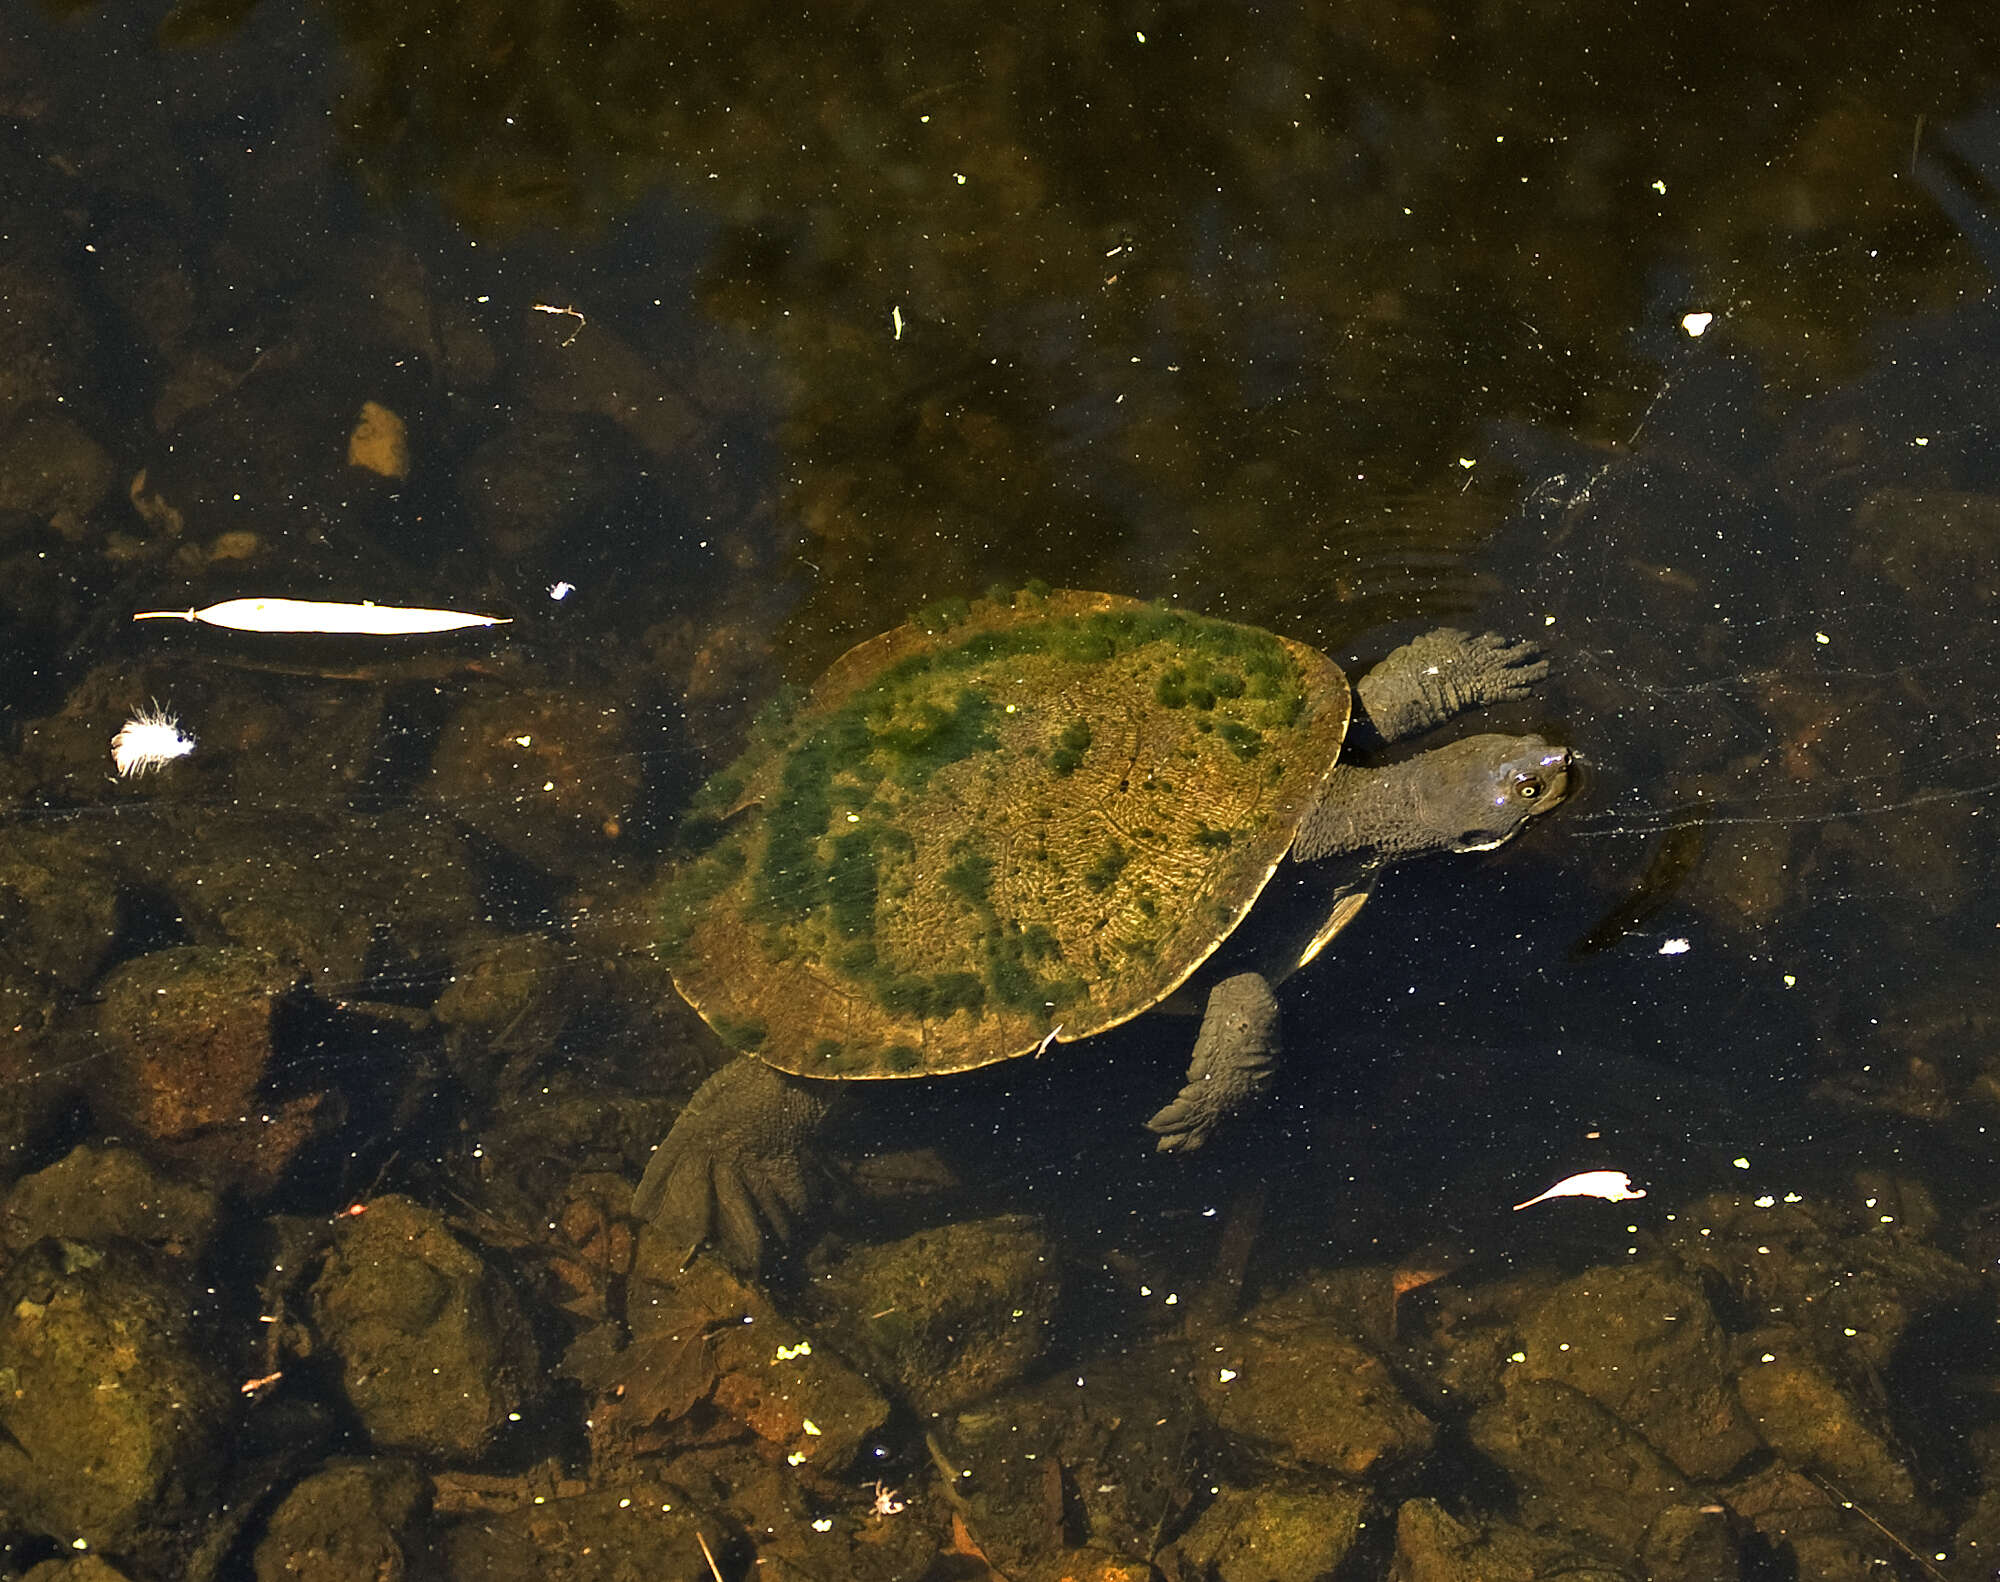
[1292,760,1443,865]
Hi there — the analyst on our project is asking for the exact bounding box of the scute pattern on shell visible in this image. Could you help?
[660,589,1350,1079]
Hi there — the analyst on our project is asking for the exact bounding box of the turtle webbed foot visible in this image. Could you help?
[1354,629,1552,745]
[1442,629,1551,704]
[1147,972,1280,1153]
[632,1059,836,1273]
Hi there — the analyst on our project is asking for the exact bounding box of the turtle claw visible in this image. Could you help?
[632,1059,836,1274]
[1146,1063,1275,1152]
[1147,1092,1223,1152]
[1354,628,1554,744]
[1147,972,1279,1153]
[1454,630,1552,704]
[711,1166,774,1273]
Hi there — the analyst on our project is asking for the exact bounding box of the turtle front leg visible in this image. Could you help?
[1146,972,1281,1152]
[1350,629,1551,748]
[632,1058,840,1272]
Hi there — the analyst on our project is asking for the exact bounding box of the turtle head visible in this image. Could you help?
[1295,732,1571,864]
[1424,733,1572,853]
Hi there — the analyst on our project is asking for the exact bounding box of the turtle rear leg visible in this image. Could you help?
[1146,972,1281,1152]
[632,1058,839,1272]
[1350,629,1551,747]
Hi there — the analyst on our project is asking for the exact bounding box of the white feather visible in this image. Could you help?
[111,704,196,777]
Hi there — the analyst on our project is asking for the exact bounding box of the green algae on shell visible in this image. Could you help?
[660,589,1348,1079]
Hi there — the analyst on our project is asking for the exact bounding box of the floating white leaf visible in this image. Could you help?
[1513,1170,1647,1211]
[134,597,510,635]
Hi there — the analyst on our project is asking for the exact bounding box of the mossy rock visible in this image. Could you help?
[660,589,1348,1078]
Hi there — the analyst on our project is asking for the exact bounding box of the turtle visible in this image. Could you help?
[634,588,1571,1269]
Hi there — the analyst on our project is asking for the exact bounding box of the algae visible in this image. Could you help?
[661,593,1312,1042]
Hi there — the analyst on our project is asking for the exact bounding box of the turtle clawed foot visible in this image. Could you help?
[1409,628,1551,706]
[1356,629,1554,744]
[639,1147,816,1274]
[1146,1064,1275,1153]
[1147,1090,1224,1152]
[1458,629,1552,702]
[632,1060,836,1274]
[1147,971,1279,1154]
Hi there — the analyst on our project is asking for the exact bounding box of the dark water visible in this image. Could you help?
[5,2,2000,1578]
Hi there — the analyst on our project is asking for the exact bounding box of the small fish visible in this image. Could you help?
[111,703,196,776]
[1513,1170,1648,1211]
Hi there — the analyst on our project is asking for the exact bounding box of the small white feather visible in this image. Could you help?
[112,704,196,777]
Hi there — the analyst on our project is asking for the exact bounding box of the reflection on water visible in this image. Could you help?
[3,0,2000,1576]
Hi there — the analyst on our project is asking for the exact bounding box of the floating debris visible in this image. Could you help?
[134,597,510,635]
[111,703,196,776]
[531,302,587,344]
[1513,1170,1648,1211]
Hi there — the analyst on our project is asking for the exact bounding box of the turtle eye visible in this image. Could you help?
[1514,775,1544,800]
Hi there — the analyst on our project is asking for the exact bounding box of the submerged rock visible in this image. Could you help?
[0,825,128,987]
[927,1340,1198,1578]
[430,1478,718,1582]
[1389,1497,1614,1582]
[1197,1305,1434,1478]
[19,1557,138,1582]
[1734,1349,1923,1521]
[89,945,315,1195]
[0,1144,219,1261]
[1513,1261,1758,1480]
[0,406,115,533]
[1468,1377,1686,1552]
[0,1239,231,1571]
[309,1194,540,1459]
[251,1458,432,1582]
[1639,1502,1744,1582]
[1667,1177,1980,1371]
[808,1214,1059,1414]
[1720,1464,1916,1577]
[428,688,638,874]
[605,1240,889,1471]
[1168,1485,1369,1582]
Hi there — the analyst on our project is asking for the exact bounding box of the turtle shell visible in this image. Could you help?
[660,589,1350,1078]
